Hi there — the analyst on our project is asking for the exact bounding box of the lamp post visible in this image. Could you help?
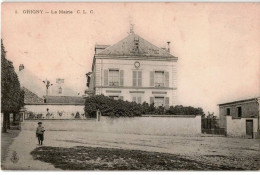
[43,79,53,96]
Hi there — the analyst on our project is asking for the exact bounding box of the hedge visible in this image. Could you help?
[84,95,205,118]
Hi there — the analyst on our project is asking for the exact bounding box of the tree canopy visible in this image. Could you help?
[85,94,205,117]
[1,39,24,113]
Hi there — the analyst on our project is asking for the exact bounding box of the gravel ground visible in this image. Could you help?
[2,129,260,170]
[31,146,248,170]
[1,130,20,168]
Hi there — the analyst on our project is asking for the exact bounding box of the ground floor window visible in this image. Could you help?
[132,96,142,104]
[109,96,119,100]
[154,97,164,107]
[109,96,123,100]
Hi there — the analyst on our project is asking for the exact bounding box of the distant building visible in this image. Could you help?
[219,97,260,138]
[17,64,85,120]
[86,31,178,108]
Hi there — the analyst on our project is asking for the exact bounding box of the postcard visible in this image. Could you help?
[1,2,260,170]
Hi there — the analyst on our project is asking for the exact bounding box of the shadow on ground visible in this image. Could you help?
[31,146,245,170]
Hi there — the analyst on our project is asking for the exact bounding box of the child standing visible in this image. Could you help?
[36,122,45,145]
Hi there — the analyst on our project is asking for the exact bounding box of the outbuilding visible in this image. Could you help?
[218,97,260,139]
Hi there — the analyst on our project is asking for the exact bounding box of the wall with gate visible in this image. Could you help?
[226,116,258,138]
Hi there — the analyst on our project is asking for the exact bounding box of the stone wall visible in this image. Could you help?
[226,116,258,138]
[21,115,201,136]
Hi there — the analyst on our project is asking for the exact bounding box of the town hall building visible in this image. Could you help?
[86,30,178,108]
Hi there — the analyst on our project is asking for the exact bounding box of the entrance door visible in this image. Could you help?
[246,120,253,138]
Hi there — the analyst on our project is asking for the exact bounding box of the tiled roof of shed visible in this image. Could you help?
[22,87,44,104]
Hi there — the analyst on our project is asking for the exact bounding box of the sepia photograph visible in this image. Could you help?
[1,2,260,171]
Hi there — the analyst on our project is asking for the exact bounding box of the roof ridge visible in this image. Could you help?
[96,33,176,58]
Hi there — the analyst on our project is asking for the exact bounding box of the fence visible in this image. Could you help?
[201,118,226,135]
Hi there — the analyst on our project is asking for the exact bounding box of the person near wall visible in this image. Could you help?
[36,122,45,145]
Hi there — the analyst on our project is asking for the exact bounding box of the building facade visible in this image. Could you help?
[87,32,178,108]
[219,97,260,138]
[17,64,85,120]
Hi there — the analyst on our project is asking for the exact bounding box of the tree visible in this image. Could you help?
[1,39,24,132]
[84,95,205,118]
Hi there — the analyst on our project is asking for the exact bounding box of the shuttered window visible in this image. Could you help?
[133,70,142,87]
[150,97,155,104]
[165,97,169,109]
[109,96,119,100]
[154,71,164,87]
[108,69,119,86]
[150,71,154,86]
[133,71,137,86]
[137,97,142,104]
[154,97,164,107]
[151,71,169,87]
[120,70,124,86]
[132,96,142,104]
[104,69,108,86]
[165,72,169,87]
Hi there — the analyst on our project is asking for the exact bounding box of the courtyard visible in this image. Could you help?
[2,120,260,170]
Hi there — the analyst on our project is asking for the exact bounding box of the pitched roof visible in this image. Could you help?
[43,95,85,105]
[96,33,176,58]
[22,87,44,104]
[17,68,46,97]
[218,97,260,106]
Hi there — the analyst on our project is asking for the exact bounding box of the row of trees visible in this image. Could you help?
[84,95,205,117]
[1,39,24,133]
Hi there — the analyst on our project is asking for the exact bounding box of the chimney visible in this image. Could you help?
[167,42,171,53]
[19,64,24,71]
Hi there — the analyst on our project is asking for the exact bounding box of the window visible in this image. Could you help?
[58,87,62,94]
[109,96,119,100]
[109,69,119,86]
[133,71,142,87]
[226,108,230,115]
[132,96,142,104]
[237,107,242,118]
[109,96,123,100]
[154,71,164,87]
[154,97,165,107]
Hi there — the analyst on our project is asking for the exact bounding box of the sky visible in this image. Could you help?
[2,3,260,115]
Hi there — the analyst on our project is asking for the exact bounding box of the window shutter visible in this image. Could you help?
[165,97,169,109]
[165,72,169,87]
[150,71,154,87]
[133,71,137,86]
[104,69,108,86]
[137,97,142,104]
[120,70,124,86]
[150,97,155,104]
[138,71,142,87]
[119,96,124,100]
[132,97,136,103]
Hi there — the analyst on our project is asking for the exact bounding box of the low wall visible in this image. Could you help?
[21,115,201,136]
[99,115,201,136]
[24,104,85,120]
[226,116,258,138]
